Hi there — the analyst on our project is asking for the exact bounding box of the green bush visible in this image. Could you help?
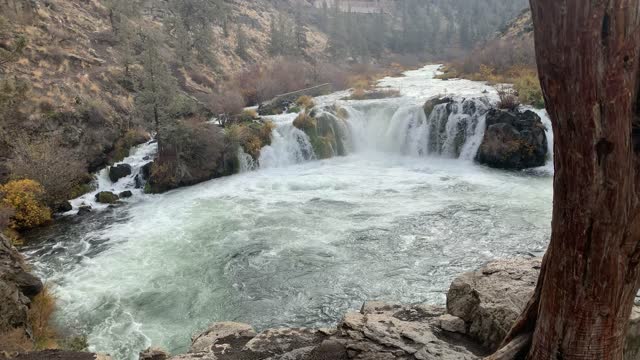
[514,72,545,108]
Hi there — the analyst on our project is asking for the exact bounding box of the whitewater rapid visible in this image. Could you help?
[25,65,554,359]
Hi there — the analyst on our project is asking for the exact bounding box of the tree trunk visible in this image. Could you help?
[494,1,640,359]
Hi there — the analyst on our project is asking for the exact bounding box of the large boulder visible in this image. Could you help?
[447,258,640,359]
[95,191,119,204]
[0,233,43,339]
[109,163,132,183]
[476,109,548,169]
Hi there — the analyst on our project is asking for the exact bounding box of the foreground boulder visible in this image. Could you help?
[0,233,43,343]
[476,109,548,169]
[109,163,132,183]
[446,258,640,359]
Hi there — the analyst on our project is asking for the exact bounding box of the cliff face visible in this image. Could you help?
[0,232,43,344]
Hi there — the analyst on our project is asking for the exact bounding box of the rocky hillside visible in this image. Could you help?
[0,0,328,185]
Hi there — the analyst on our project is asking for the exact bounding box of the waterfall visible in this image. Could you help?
[68,140,158,213]
[329,98,491,159]
[258,124,316,169]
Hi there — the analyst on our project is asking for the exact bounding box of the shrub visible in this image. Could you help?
[0,179,52,231]
[8,138,88,206]
[497,86,520,111]
[29,286,58,350]
[313,62,349,91]
[148,120,225,193]
[514,71,545,108]
[204,86,246,123]
[293,112,316,133]
[296,96,315,110]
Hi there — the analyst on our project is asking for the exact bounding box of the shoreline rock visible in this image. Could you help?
[168,258,640,360]
[0,233,44,345]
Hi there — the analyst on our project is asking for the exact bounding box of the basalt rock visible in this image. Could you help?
[446,258,640,359]
[119,190,133,198]
[109,163,132,183]
[0,233,43,339]
[476,108,548,169]
[77,205,92,216]
[95,191,119,204]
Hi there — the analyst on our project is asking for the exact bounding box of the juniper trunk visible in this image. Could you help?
[498,1,640,359]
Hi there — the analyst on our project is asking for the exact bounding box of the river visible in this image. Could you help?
[24,65,553,359]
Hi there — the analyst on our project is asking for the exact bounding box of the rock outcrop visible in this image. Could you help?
[171,303,483,360]
[108,164,132,183]
[447,258,640,360]
[0,233,43,340]
[95,192,119,204]
[169,258,640,360]
[476,108,548,169]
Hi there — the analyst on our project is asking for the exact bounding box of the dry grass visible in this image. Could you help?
[496,86,520,111]
[29,286,58,350]
[295,96,315,110]
[0,328,34,352]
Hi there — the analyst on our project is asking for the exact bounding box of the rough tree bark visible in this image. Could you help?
[490,1,640,359]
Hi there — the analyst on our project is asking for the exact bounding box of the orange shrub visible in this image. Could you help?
[0,179,52,230]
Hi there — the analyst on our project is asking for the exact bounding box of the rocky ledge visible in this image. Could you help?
[0,233,44,341]
[157,258,639,360]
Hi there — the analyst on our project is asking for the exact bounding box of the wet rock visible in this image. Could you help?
[139,348,169,360]
[141,162,153,180]
[423,96,452,116]
[476,108,548,169]
[119,190,133,198]
[77,205,92,216]
[109,163,132,183]
[95,191,119,204]
[190,322,257,353]
[10,271,44,298]
[55,201,73,213]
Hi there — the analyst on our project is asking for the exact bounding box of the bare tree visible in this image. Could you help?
[491,1,640,359]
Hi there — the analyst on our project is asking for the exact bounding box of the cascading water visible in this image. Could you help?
[258,125,316,169]
[67,140,158,213]
[25,65,555,360]
[335,98,491,160]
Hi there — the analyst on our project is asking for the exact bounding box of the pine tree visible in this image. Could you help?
[136,33,178,134]
[235,24,249,60]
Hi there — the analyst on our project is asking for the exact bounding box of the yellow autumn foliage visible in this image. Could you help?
[0,179,52,230]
